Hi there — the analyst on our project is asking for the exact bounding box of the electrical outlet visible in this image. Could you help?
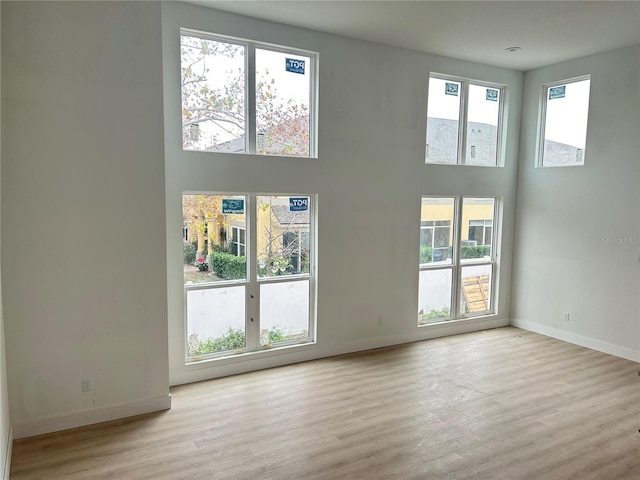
[563,312,570,322]
[377,316,384,325]
[82,379,91,392]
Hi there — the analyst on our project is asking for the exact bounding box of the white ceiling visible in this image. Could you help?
[186,0,640,71]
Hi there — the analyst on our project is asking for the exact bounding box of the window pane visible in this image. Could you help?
[257,195,311,278]
[260,280,309,345]
[183,194,247,284]
[181,34,246,152]
[420,197,454,265]
[542,78,590,166]
[418,269,452,325]
[466,84,500,166]
[460,265,492,315]
[420,228,433,249]
[461,198,495,263]
[426,78,460,164]
[256,49,311,157]
[186,286,246,356]
[434,227,450,248]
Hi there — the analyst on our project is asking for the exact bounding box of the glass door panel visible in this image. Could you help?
[186,286,246,356]
[259,279,310,345]
[182,194,247,284]
[257,195,311,278]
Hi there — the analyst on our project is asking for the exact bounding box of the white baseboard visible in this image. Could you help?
[512,319,640,362]
[170,316,510,386]
[12,394,171,440]
[2,426,11,480]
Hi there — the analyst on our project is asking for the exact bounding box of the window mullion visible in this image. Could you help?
[247,44,257,154]
[496,88,505,166]
[490,199,498,262]
[487,198,499,313]
[458,82,469,165]
[246,193,259,350]
[309,57,317,157]
[451,197,463,319]
[536,86,548,167]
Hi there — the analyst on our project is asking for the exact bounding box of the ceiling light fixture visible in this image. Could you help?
[505,46,522,52]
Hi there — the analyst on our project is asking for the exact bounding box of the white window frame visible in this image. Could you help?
[426,74,506,167]
[420,220,452,262]
[536,75,591,168]
[418,196,499,324]
[468,219,493,246]
[282,229,310,274]
[183,193,317,362]
[180,29,318,158]
[230,225,246,257]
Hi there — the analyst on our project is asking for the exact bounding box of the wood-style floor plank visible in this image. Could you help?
[10,327,640,479]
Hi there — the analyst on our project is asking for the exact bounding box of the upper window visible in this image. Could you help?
[180,30,317,157]
[538,76,591,167]
[426,75,505,166]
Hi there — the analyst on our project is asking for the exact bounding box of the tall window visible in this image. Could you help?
[418,197,498,325]
[426,75,505,166]
[182,194,315,360]
[180,30,317,157]
[538,76,591,167]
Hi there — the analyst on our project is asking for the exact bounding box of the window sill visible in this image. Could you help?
[185,339,317,367]
[418,312,498,328]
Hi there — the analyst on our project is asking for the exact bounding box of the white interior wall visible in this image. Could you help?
[0,2,11,476]
[512,45,640,361]
[0,0,635,446]
[162,2,522,385]
[2,1,170,438]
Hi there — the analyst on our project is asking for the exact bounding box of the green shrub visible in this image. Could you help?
[188,328,245,356]
[267,327,285,343]
[419,245,490,262]
[300,250,310,273]
[418,306,451,325]
[419,245,432,263]
[257,256,293,277]
[211,243,229,254]
[209,252,246,279]
[460,245,491,259]
[183,242,197,264]
[188,327,301,356]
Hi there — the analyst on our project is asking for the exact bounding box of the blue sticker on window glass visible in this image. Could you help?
[285,58,305,74]
[222,199,245,214]
[289,197,309,211]
[549,85,566,100]
[486,88,499,101]
[445,82,459,96]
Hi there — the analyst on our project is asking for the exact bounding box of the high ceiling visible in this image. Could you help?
[186,0,640,71]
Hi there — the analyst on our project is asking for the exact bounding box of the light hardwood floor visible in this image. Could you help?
[10,327,640,479]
